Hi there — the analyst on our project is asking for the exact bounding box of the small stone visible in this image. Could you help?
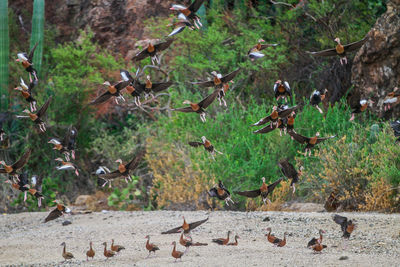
[263,216,270,222]
[62,220,72,226]
[339,256,349,260]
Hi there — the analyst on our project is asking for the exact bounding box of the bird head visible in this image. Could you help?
[22,109,30,114]
[201,136,207,143]
[171,241,176,245]
[319,229,326,234]
[334,37,341,44]
[102,242,107,246]
[0,160,6,166]
[275,80,281,84]
[115,159,123,164]
[103,81,111,86]
[211,71,218,77]
[261,177,266,183]
[227,230,231,235]
[315,132,320,137]
[272,106,277,111]
[182,100,191,105]
[266,227,272,232]
[284,232,289,236]
[90,241,93,246]
[145,235,149,239]
[111,239,115,243]
[60,242,66,246]
[258,38,265,43]
[235,235,240,239]
[14,86,22,91]
[360,99,367,106]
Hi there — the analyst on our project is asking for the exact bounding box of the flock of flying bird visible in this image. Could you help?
[0,0,397,263]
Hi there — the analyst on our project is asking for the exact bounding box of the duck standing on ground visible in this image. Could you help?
[171,241,185,262]
[227,235,240,246]
[207,180,234,206]
[86,242,95,261]
[265,228,288,247]
[307,36,367,65]
[212,231,231,245]
[145,235,160,258]
[60,242,74,262]
[179,232,208,253]
[235,177,283,205]
[307,229,326,248]
[111,239,125,253]
[102,242,116,259]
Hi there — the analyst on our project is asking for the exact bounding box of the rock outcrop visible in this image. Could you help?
[352,0,400,117]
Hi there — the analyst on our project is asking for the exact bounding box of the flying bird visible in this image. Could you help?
[273,80,292,102]
[288,131,335,156]
[207,180,234,206]
[333,214,356,239]
[248,39,279,60]
[161,216,208,235]
[14,77,37,112]
[48,125,78,161]
[350,99,373,121]
[188,136,223,160]
[44,201,71,223]
[16,42,38,82]
[170,0,206,29]
[278,159,303,193]
[307,229,326,248]
[132,39,174,65]
[0,148,31,180]
[310,89,328,113]
[17,96,52,132]
[235,177,283,205]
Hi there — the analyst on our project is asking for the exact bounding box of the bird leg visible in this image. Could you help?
[38,197,42,207]
[214,149,223,155]
[222,97,227,107]
[71,150,75,160]
[115,98,120,105]
[210,153,216,161]
[200,113,206,123]
[196,17,202,27]
[292,184,296,194]
[24,191,27,202]
[64,152,70,162]
[33,72,38,81]
[316,106,323,114]
[218,97,222,106]
[75,169,79,176]
[29,73,32,83]
[349,113,355,121]
[280,129,283,136]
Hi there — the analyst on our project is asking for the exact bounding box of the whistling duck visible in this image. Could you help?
[168,14,195,36]
[0,148,31,179]
[253,118,282,135]
[333,214,356,239]
[191,68,240,106]
[235,177,283,205]
[350,99,373,121]
[145,235,160,258]
[44,200,71,223]
[134,75,173,99]
[207,180,234,206]
[16,42,38,82]
[98,150,145,187]
[212,231,231,245]
[274,80,292,102]
[14,77,37,112]
[55,158,79,176]
[5,172,30,202]
[288,131,335,156]
[252,105,297,128]
[171,241,184,262]
[170,0,205,29]
[162,216,209,235]
[179,232,207,253]
[25,174,44,207]
[266,228,288,247]
[278,159,303,193]
[312,239,327,253]
[307,229,326,248]
[248,39,279,60]
[102,242,116,259]
[60,242,74,262]
[390,120,400,143]
[189,136,223,160]
[17,96,52,132]
[227,235,240,246]
[111,239,125,253]
[89,70,132,105]
[310,89,328,113]
[48,125,78,161]
[307,36,367,65]
[86,242,95,261]
[132,39,174,65]
[383,87,400,111]
[324,191,340,212]
[173,89,220,122]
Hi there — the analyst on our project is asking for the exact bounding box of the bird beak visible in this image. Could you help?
[15,59,20,62]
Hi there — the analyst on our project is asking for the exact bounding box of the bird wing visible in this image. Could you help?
[307,237,318,248]
[44,208,63,223]
[120,69,134,82]
[278,106,297,118]
[132,49,149,62]
[273,83,278,94]
[390,120,400,136]
[151,81,173,93]
[98,170,123,180]
[28,79,37,94]
[114,80,130,91]
[132,80,145,93]
[278,159,296,178]
[283,81,291,96]
[207,187,218,197]
[288,131,309,144]
[252,116,271,126]
[267,178,283,193]
[36,96,52,118]
[198,89,220,109]
[220,68,241,83]
[189,217,208,230]
[12,148,32,170]
[307,48,338,57]
[154,38,174,52]
[89,91,112,105]
[173,106,195,113]
[188,141,203,147]
[126,150,146,171]
[28,42,38,62]
[259,43,279,50]
[34,175,43,191]
[190,80,216,88]
[188,0,205,12]
[315,135,336,144]
[333,214,347,227]
[344,37,367,52]
[168,25,186,37]
[253,124,277,134]
[235,189,261,198]
[18,172,30,187]
[161,225,183,234]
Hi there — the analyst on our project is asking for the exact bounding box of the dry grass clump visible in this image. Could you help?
[146,137,216,210]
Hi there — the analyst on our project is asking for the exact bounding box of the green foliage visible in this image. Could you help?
[107,177,141,210]
[30,0,45,76]
[0,1,9,111]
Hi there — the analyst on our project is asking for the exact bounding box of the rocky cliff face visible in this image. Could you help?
[352,0,400,117]
[11,0,180,60]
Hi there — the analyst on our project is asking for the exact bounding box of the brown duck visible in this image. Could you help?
[173,89,220,122]
[132,39,174,65]
[333,214,356,239]
[162,216,209,235]
[207,180,234,206]
[212,231,231,245]
[189,136,223,160]
[102,242,116,259]
[227,235,240,246]
[171,241,185,262]
[98,150,145,187]
[86,242,95,261]
[111,239,125,253]
[235,177,283,205]
[310,89,328,113]
[18,96,52,132]
[44,201,71,223]
[145,235,160,258]
[278,159,303,193]
[60,242,74,262]
[0,148,31,179]
[307,36,367,65]
[252,105,297,128]
[14,77,37,112]
[48,125,78,161]
[248,39,279,60]
[350,99,373,121]
[179,232,207,253]
[288,131,335,156]
[307,229,326,248]
[16,43,38,82]
[274,80,292,102]
[265,228,288,247]
[170,0,205,29]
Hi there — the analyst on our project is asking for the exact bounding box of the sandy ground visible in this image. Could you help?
[0,210,399,266]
